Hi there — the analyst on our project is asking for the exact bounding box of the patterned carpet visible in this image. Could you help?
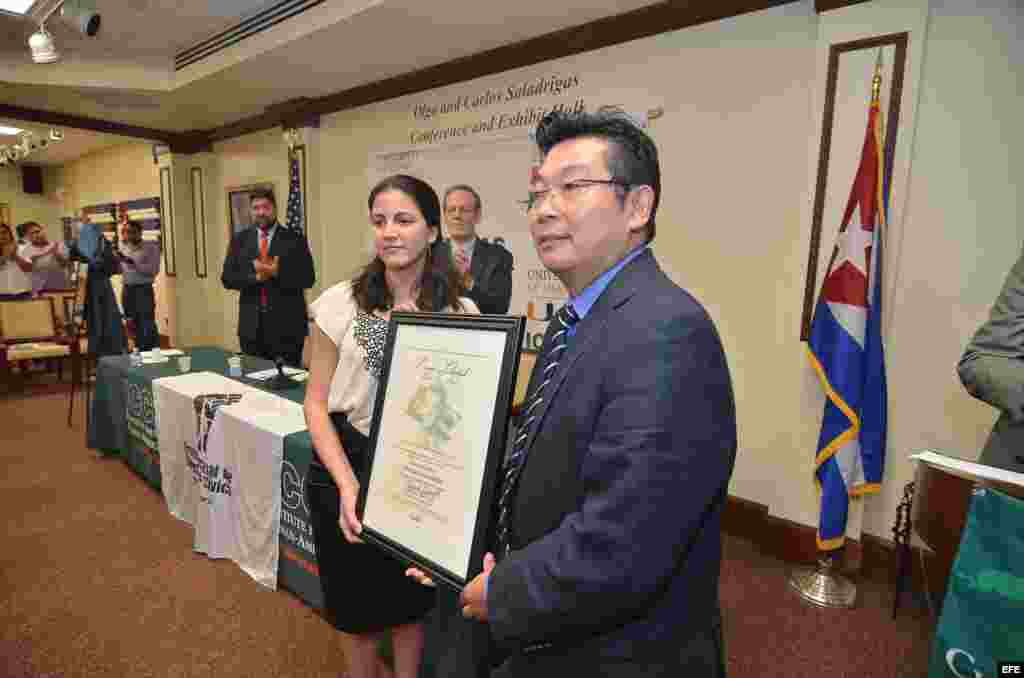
[0,390,936,677]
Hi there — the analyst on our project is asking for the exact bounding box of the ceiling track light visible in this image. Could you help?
[25,0,102,65]
[28,24,59,63]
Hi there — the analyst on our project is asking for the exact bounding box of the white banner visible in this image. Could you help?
[153,371,306,589]
[154,371,242,525]
[199,390,306,588]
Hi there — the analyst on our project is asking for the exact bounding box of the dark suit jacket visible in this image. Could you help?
[221,224,315,351]
[437,238,513,314]
[487,249,736,674]
[958,251,1024,472]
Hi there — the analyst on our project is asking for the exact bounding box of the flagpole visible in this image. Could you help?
[789,52,886,610]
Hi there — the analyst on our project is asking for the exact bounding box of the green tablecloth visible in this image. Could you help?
[88,346,322,609]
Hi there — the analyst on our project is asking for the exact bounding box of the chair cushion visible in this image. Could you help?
[0,299,57,340]
[8,342,71,361]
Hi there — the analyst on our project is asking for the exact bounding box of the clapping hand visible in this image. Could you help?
[453,248,471,275]
[253,255,279,281]
[30,243,56,262]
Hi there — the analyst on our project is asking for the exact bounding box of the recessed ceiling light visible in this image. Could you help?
[0,126,24,136]
[0,1,35,15]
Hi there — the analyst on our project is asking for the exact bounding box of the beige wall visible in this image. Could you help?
[172,129,294,349]
[61,141,156,211]
[170,0,1023,542]
[0,165,63,240]
[59,141,175,338]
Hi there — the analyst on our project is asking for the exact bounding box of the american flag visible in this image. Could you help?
[285,152,304,234]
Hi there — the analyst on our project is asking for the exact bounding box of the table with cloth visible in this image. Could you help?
[88,346,324,609]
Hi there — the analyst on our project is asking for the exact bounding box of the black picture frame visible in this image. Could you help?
[357,312,525,591]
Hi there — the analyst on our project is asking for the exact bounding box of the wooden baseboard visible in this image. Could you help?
[723,495,938,596]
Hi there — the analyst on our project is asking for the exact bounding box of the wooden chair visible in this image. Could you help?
[41,288,78,380]
[0,297,77,392]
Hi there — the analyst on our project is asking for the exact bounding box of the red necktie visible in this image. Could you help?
[259,229,268,308]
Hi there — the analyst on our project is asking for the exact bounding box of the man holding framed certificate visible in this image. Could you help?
[453,108,737,677]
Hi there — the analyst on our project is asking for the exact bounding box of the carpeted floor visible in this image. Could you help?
[1,388,936,677]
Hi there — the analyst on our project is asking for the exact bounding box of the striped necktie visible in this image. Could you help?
[495,302,579,555]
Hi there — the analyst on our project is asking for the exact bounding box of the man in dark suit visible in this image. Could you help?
[221,189,314,366]
[958,250,1024,472]
[458,109,737,676]
[437,184,513,314]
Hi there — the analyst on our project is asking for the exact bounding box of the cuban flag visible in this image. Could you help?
[807,94,889,551]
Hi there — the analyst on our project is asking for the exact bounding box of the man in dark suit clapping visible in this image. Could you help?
[458,108,737,677]
[221,189,314,366]
[437,185,513,315]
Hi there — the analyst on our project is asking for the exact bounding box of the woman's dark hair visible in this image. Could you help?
[352,174,464,313]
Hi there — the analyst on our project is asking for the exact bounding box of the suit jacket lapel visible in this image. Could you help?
[470,240,487,282]
[267,223,285,257]
[518,250,654,458]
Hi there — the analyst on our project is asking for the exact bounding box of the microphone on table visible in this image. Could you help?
[264,355,300,391]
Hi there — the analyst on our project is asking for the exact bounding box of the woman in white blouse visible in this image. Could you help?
[303,175,479,678]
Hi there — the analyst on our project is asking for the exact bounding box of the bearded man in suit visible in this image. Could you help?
[221,189,314,366]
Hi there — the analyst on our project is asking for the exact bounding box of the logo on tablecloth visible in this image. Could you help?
[184,393,242,501]
[281,460,308,514]
[126,381,159,451]
[280,459,316,555]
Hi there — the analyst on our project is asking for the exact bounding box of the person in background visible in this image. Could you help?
[303,174,478,678]
[221,189,315,366]
[64,210,127,357]
[436,185,514,314]
[957,250,1024,473]
[115,219,161,351]
[18,221,68,294]
[0,223,33,300]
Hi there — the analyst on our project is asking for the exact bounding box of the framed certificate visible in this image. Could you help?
[357,312,525,590]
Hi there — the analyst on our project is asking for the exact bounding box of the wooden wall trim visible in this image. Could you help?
[0,103,185,145]
[208,0,799,142]
[799,31,908,340]
[724,494,941,604]
[0,1,803,147]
